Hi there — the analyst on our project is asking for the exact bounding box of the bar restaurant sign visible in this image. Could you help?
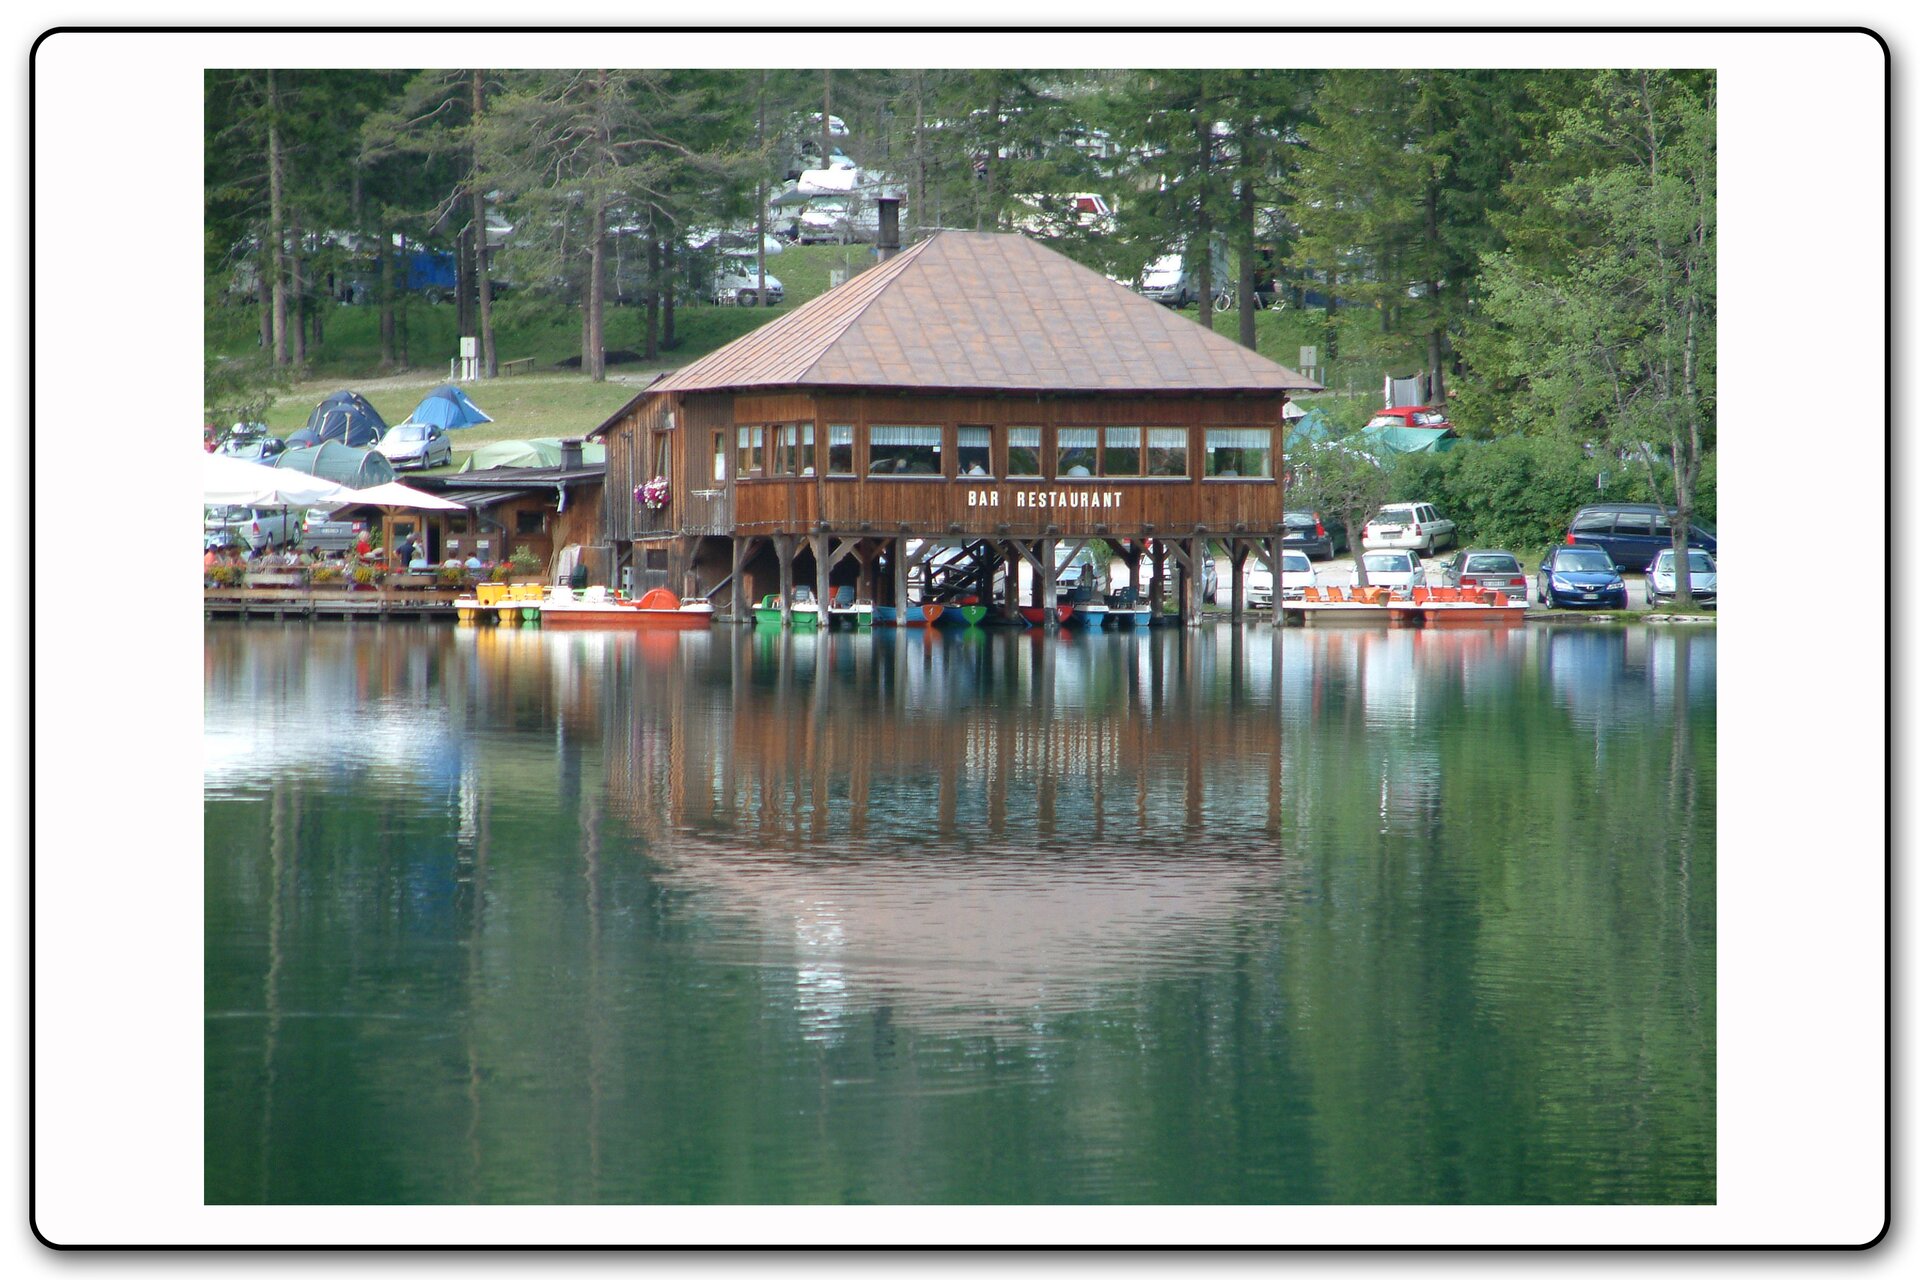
[967,487,1125,510]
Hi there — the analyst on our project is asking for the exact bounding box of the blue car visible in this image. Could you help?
[1537,545,1628,609]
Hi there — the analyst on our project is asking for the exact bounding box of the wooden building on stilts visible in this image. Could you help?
[590,214,1321,627]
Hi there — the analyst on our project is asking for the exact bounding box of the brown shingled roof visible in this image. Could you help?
[650,230,1323,396]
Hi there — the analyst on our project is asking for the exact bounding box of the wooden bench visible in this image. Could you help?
[500,356,536,376]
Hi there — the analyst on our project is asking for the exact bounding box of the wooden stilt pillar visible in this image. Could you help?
[730,536,747,622]
[775,535,795,628]
[1000,543,1020,622]
[1149,541,1167,622]
[892,536,908,617]
[1185,537,1204,628]
[1230,540,1248,624]
[809,531,832,617]
[1040,536,1058,627]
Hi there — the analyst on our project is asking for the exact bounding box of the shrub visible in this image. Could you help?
[508,545,541,576]
[206,565,245,587]
[351,565,384,586]
[1388,434,1605,554]
[310,563,344,584]
[437,564,470,589]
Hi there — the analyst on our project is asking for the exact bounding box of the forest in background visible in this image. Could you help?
[204,68,1714,540]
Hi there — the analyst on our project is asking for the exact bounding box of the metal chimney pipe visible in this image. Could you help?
[876,197,901,260]
[560,437,584,470]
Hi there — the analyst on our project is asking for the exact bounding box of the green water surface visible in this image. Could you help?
[205,622,1713,1204]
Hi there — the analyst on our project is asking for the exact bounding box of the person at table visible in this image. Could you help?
[464,550,485,572]
[408,546,430,572]
[204,546,219,570]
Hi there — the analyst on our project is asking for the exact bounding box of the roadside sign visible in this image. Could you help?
[1299,345,1317,370]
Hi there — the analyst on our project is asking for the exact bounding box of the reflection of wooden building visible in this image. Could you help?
[598,628,1286,853]
[591,229,1320,624]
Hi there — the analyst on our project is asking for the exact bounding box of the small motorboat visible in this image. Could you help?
[829,600,875,629]
[541,585,714,630]
[1016,603,1075,628]
[1070,602,1110,629]
[931,601,986,628]
[752,592,822,629]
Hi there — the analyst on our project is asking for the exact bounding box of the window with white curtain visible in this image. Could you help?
[868,425,942,476]
[1007,427,1042,476]
[1057,427,1097,478]
[1147,428,1188,477]
[1103,426,1141,477]
[827,425,854,475]
[1204,427,1273,478]
[957,426,992,477]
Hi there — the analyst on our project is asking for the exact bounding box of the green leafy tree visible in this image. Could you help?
[1290,440,1393,587]
[1471,71,1715,602]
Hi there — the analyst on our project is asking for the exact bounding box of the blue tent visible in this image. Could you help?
[403,384,494,430]
[301,390,388,448]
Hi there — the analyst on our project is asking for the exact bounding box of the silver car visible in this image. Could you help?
[377,423,453,471]
[1648,548,1717,608]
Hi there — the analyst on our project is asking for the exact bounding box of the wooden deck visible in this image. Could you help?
[204,581,461,620]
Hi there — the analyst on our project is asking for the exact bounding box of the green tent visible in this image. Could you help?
[276,441,396,488]
[1285,408,1339,451]
[456,438,607,473]
[1354,423,1459,455]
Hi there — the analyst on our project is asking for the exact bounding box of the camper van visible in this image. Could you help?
[712,256,784,306]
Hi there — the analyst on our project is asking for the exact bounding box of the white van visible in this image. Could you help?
[712,257,784,306]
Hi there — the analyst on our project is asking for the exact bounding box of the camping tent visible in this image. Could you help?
[455,438,606,473]
[1285,408,1340,451]
[301,390,389,447]
[276,441,397,489]
[402,384,493,430]
[1354,422,1459,455]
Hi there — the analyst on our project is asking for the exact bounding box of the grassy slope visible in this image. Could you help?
[209,243,1422,471]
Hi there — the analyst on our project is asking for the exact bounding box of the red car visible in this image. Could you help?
[1364,405,1452,430]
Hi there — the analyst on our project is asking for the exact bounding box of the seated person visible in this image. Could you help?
[464,551,485,571]
[408,549,430,571]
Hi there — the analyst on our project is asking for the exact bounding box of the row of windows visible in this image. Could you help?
[714,424,1275,482]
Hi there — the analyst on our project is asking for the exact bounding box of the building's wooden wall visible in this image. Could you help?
[602,387,1290,545]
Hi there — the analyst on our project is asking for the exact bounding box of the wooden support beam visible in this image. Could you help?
[809,531,832,614]
[1186,537,1204,627]
[1040,536,1058,626]
[892,536,909,614]
[774,534,795,627]
[1230,540,1249,623]
[1000,542,1020,621]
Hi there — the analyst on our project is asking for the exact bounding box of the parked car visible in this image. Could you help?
[1563,503,1717,572]
[1438,550,1530,598]
[1139,254,1201,307]
[218,435,286,464]
[302,510,373,553]
[1362,502,1456,553]
[711,256,785,306]
[1282,510,1345,560]
[1364,405,1451,431]
[204,504,299,551]
[1357,549,1425,596]
[1536,545,1628,609]
[376,422,453,471]
[1648,548,1718,609]
[1278,550,1317,602]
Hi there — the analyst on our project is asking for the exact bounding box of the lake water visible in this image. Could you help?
[205,621,1714,1205]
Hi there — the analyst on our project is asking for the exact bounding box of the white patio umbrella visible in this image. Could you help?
[203,450,356,508]
[340,480,468,511]
[335,480,471,566]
